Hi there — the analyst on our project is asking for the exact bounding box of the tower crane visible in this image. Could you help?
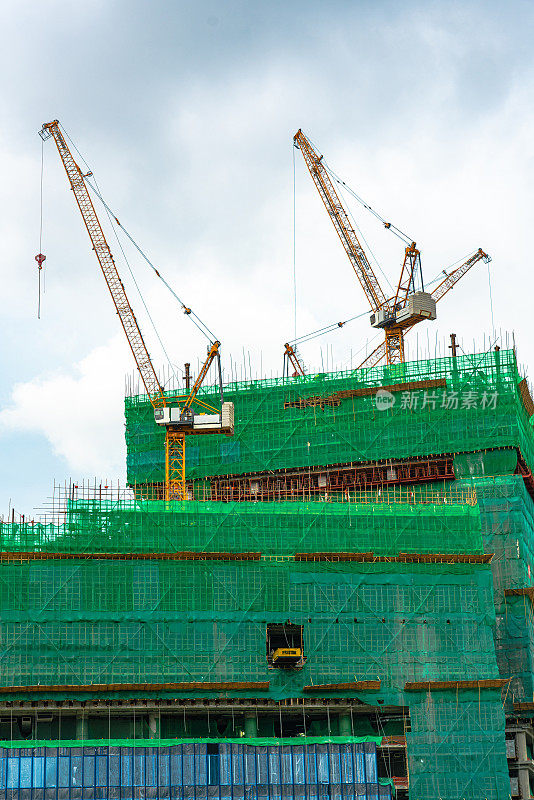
[39,120,233,501]
[293,129,491,368]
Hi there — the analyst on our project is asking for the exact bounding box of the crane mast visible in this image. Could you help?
[40,120,233,502]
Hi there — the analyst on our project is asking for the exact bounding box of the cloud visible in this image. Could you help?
[1,0,534,511]
[0,336,129,477]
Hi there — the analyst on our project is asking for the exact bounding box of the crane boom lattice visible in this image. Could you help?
[431,248,491,303]
[39,121,166,408]
[294,130,389,313]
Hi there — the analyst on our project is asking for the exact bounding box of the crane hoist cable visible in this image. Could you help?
[35,137,46,319]
[60,124,218,345]
[103,198,181,385]
[287,309,369,347]
[86,178,218,344]
[304,134,414,245]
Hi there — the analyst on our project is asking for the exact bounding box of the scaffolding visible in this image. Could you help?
[125,349,534,487]
[0,492,498,702]
[407,689,510,800]
[0,492,480,555]
[2,349,531,798]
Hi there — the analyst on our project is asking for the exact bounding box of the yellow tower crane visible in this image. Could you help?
[39,120,233,501]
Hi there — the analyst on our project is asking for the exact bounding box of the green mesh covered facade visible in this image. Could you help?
[0,497,492,699]
[0,494,512,798]
[125,348,534,485]
[6,348,534,798]
[466,474,534,706]
[0,555,497,697]
[406,690,510,800]
[0,497,482,555]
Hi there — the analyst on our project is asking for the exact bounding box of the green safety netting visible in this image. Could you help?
[0,497,482,555]
[0,736,382,748]
[2,350,531,797]
[0,559,498,701]
[458,474,534,706]
[124,349,534,485]
[407,689,510,800]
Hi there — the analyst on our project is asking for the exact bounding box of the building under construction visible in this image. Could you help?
[5,120,531,798]
[0,347,534,798]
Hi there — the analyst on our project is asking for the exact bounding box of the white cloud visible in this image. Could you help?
[1,0,534,510]
[0,336,128,477]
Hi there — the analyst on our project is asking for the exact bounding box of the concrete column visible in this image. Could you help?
[517,731,529,762]
[244,713,257,738]
[518,767,530,799]
[338,712,352,736]
[148,713,160,739]
[75,714,88,741]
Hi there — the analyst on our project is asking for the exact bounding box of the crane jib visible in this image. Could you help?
[294,128,489,368]
[42,121,166,409]
[295,130,389,313]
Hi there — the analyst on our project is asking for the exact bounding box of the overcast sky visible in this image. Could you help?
[1,0,533,513]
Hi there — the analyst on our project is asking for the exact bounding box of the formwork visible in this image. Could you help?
[124,349,534,486]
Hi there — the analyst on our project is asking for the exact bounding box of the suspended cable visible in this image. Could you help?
[424,249,478,289]
[59,125,179,382]
[86,177,217,343]
[324,159,413,245]
[292,143,297,342]
[289,309,369,346]
[487,258,495,339]
[336,181,395,294]
[305,133,413,245]
[60,124,218,345]
[104,203,180,386]
[35,139,46,319]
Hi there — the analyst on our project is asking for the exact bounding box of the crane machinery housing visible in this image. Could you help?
[39,119,234,501]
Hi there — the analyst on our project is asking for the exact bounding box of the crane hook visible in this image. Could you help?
[35,253,46,319]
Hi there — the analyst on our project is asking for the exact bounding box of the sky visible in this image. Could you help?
[0,0,533,514]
